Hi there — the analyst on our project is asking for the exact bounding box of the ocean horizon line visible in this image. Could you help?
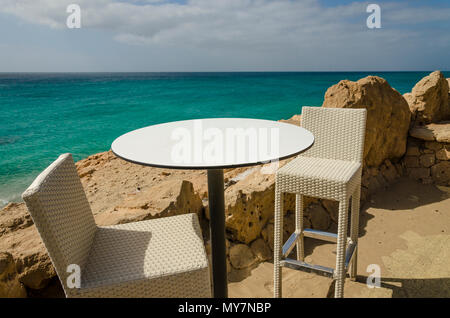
[1,70,449,74]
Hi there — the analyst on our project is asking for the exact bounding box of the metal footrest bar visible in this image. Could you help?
[303,228,337,243]
[344,241,357,271]
[281,258,334,278]
[282,231,301,257]
[282,229,337,258]
[280,234,356,278]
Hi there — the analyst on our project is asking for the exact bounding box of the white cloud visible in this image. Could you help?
[0,0,449,71]
[0,1,382,45]
[1,0,448,47]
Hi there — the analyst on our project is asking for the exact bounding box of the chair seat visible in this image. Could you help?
[76,213,211,297]
[276,156,361,200]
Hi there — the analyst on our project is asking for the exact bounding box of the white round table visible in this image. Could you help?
[111,118,314,298]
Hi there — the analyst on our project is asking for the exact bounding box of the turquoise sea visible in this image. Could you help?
[1,72,448,206]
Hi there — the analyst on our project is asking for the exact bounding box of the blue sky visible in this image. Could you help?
[0,0,449,72]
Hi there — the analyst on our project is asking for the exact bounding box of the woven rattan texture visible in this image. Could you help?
[22,154,97,287]
[23,154,211,298]
[300,107,366,163]
[77,214,211,297]
[273,107,366,298]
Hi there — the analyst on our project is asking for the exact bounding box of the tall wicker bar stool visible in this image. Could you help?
[273,107,367,298]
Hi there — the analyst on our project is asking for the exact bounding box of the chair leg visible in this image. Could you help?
[273,189,284,298]
[295,194,304,261]
[334,198,349,298]
[350,187,361,281]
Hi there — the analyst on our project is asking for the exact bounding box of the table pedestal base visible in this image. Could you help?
[207,169,228,298]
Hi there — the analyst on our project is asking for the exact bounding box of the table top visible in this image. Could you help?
[111,118,314,170]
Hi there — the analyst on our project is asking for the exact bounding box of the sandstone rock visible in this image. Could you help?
[419,154,435,168]
[409,127,435,141]
[422,177,434,185]
[229,244,256,269]
[226,258,232,274]
[366,173,388,193]
[447,77,450,114]
[431,162,450,186]
[404,156,420,168]
[322,76,411,167]
[250,238,272,262]
[261,222,274,251]
[366,175,383,194]
[282,212,296,241]
[222,162,317,244]
[0,252,27,298]
[361,172,370,189]
[404,71,450,125]
[407,167,430,182]
[436,145,450,161]
[0,221,56,290]
[394,162,405,177]
[380,160,399,183]
[0,203,33,236]
[405,145,420,156]
[360,186,369,203]
[377,173,389,188]
[95,179,203,226]
[75,151,210,218]
[307,203,330,231]
[205,240,211,255]
[222,167,277,244]
[424,141,443,151]
[321,199,339,224]
[409,122,450,143]
[280,114,301,126]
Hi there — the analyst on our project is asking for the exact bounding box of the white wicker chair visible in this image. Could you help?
[273,107,367,298]
[22,153,211,298]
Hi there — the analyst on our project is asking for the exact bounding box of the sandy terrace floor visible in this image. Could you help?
[229,177,450,298]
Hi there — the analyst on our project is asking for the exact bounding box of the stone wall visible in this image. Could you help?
[404,130,450,186]
[402,71,450,186]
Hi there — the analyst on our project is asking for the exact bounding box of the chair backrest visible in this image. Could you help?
[301,107,367,163]
[22,153,97,289]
